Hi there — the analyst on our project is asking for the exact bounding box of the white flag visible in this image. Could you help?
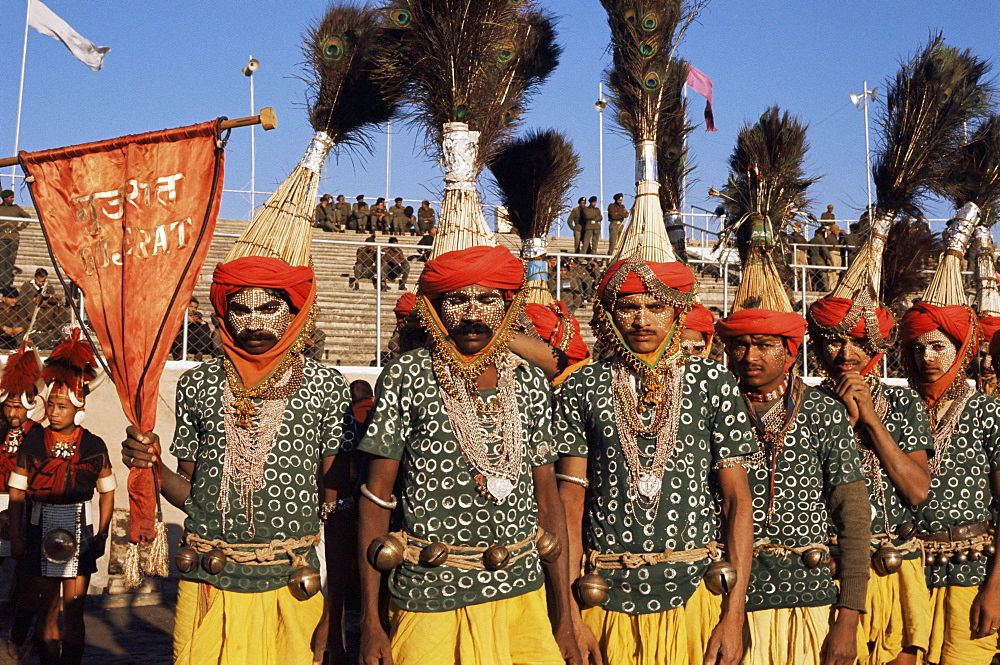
[27,0,110,71]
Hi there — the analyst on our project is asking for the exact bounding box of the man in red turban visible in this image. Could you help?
[898,302,1000,663]
[715,303,872,665]
[975,315,1000,396]
[122,255,355,665]
[356,245,581,665]
[557,251,758,665]
[680,302,716,358]
[808,294,933,665]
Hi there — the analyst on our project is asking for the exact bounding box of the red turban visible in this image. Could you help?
[898,303,978,405]
[394,292,417,322]
[597,259,696,300]
[980,316,1000,351]
[809,296,894,340]
[210,257,317,391]
[524,301,590,365]
[683,303,716,336]
[419,246,524,297]
[210,257,314,317]
[715,308,807,371]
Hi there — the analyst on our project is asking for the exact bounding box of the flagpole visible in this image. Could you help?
[10,0,31,189]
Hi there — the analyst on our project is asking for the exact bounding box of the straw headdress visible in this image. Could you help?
[227,5,400,266]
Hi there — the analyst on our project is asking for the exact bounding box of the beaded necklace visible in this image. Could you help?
[49,427,82,459]
[433,351,525,504]
[611,359,684,524]
[3,426,23,455]
[925,383,972,476]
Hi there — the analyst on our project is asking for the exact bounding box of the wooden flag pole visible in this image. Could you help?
[0,107,278,168]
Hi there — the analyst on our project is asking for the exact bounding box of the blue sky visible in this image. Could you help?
[1,0,998,235]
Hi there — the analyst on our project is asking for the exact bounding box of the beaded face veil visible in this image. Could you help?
[227,288,292,339]
[439,286,507,334]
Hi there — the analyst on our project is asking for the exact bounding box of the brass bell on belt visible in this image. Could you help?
[483,544,511,570]
[895,522,916,540]
[174,546,200,574]
[952,550,968,564]
[419,541,450,567]
[985,543,997,556]
[536,530,562,565]
[872,546,903,576]
[287,566,322,601]
[42,528,78,564]
[367,534,405,571]
[201,548,227,575]
[801,547,826,569]
[573,572,610,609]
[934,552,950,566]
[703,559,738,596]
[969,549,982,561]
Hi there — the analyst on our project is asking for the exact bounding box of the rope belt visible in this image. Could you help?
[184,532,320,567]
[918,532,994,556]
[396,529,539,571]
[752,540,828,558]
[587,541,721,571]
[828,533,923,555]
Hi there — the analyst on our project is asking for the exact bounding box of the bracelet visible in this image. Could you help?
[555,473,589,488]
[319,496,356,521]
[360,483,398,510]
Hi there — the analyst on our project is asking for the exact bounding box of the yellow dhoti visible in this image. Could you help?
[173,579,324,665]
[923,585,999,665]
[387,586,564,665]
[856,557,932,664]
[581,581,722,665]
[742,605,831,665]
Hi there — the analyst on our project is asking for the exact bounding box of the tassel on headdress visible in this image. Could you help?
[42,329,98,402]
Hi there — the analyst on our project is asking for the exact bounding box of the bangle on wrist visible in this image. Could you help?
[555,473,589,488]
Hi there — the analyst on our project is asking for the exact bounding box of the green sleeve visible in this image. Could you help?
[524,366,558,467]
[891,387,933,455]
[170,368,202,462]
[321,369,351,458]
[981,395,1000,473]
[708,366,758,462]
[554,372,590,459]
[818,396,864,488]
[356,358,408,461]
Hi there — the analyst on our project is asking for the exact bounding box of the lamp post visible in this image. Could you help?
[594,83,608,212]
[242,56,260,220]
[850,81,878,218]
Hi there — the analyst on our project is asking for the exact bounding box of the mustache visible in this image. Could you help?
[236,330,278,341]
[451,322,493,336]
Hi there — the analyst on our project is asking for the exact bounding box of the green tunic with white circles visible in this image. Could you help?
[743,381,863,612]
[915,392,1000,588]
[356,347,558,613]
[820,382,933,558]
[557,356,758,615]
[171,357,351,592]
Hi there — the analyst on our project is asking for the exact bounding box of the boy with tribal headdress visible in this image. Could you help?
[121,257,354,665]
[555,249,757,665]
[356,245,580,665]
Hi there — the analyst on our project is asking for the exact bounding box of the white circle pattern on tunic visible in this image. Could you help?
[916,393,1000,588]
[170,357,352,592]
[558,357,758,614]
[356,348,554,612]
[743,386,864,612]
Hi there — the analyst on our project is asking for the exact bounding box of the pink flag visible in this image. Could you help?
[686,65,717,132]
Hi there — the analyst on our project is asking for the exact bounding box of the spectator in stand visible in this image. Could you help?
[387,197,407,235]
[913,212,931,236]
[371,197,388,234]
[820,203,836,221]
[30,287,70,350]
[382,237,410,291]
[416,226,436,262]
[606,192,629,255]
[557,259,585,313]
[0,190,30,289]
[416,200,436,234]
[786,222,809,267]
[546,255,559,296]
[0,286,25,349]
[303,326,326,362]
[809,224,835,291]
[18,268,55,313]
[332,194,351,232]
[315,194,335,230]
[350,235,378,290]
[567,197,586,254]
[351,195,370,233]
[841,222,862,267]
[171,297,216,360]
[581,195,603,255]
[403,206,417,235]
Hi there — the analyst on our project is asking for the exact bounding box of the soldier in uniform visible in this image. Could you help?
[0,190,30,289]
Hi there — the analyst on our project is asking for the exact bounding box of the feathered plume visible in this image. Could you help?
[710,107,817,313]
[380,0,560,258]
[228,4,401,265]
[833,33,992,302]
[380,1,560,168]
[657,57,694,214]
[0,342,43,399]
[42,328,98,397]
[489,129,581,243]
[880,220,942,313]
[932,115,1000,212]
